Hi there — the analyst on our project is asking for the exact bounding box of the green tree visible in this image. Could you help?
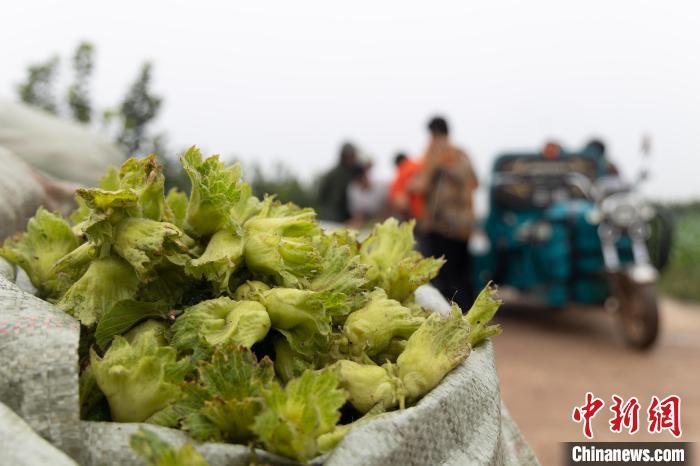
[67,42,95,123]
[16,42,163,158]
[112,62,163,155]
[16,55,60,114]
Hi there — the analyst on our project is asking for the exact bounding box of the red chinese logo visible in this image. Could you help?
[609,395,640,434]
[648,395,682,438]
[573,394,683,438]
[572,392,605,439]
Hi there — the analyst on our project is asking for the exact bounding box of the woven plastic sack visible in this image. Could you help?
[0,401,77,466]
[0,146,88,240]
[0,147,48,240]
[0,262,538,466]
[0,100,124,186]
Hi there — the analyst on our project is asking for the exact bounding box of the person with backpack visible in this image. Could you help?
[410,116,479,308]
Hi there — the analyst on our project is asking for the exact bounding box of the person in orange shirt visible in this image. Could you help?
[388,153,424,220]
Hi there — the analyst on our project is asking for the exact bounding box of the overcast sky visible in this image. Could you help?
[2,0,699,206]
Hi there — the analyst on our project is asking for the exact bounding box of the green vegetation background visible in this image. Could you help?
[659,202,700,302]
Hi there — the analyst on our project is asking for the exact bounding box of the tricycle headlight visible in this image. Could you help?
[639,204,656,222]
[611,203,637,227]
[601,193,641,228]
[586,208,604,225]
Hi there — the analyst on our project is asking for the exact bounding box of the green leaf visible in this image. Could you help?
[185,229,244,294]
[91,322,188,422]
[272,335,314,383]
[317,424,352,454]
[261,288,340,357]
[0,208,79,297]
[360,218,444,301]
[317,414,378,454]
[130,429,210,466]
[198,398,261,443]
[177,346,274,442]
[99,165,121,190]
[52,241,97,277]
[69,195,92,225]
[95,300,170,350]
[262,288,332,334]
[75,186,140,247]
[137,264,191,307]
[145,404,181,428]
[171,297,271,353]
[244,233,321,287]
[308,239,368,318]
[180,146,243,237]
[112,218,190,281]
[309,243,367,295]
[464,283,503,347]
[75,156,170,250]
[343,288,423,357]
[243,197,323,286]
[76,187,139,210]
[181,410,225,442]
[253,368,346,462]
[57,255,140,327]
[244,197,320,238]
[397,307,471,401]
[334,359,403,413]
[229,181,262,228]
[165,188,188,229]
[118,154,167,221]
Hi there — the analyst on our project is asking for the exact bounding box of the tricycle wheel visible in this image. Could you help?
[617,283,659,350]
[646,206,674,273]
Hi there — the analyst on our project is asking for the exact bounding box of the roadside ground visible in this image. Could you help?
[493,298,700,465]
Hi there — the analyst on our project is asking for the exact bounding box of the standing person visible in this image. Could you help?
[346,162,388,228]
[388,152,424,221]
[318,142,357,222]
[411,116,479,309]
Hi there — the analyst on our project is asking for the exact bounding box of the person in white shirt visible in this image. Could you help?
[346,163,388,227]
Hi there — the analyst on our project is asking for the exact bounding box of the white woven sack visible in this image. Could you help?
[0,147,47,240]
[0,100,123,186]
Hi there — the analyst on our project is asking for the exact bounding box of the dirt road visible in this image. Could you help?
[493,297,700,466]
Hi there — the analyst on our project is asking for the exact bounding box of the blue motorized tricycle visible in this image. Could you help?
[473,143,672,349]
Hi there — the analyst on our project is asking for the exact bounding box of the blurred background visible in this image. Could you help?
[1,1,699,464]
